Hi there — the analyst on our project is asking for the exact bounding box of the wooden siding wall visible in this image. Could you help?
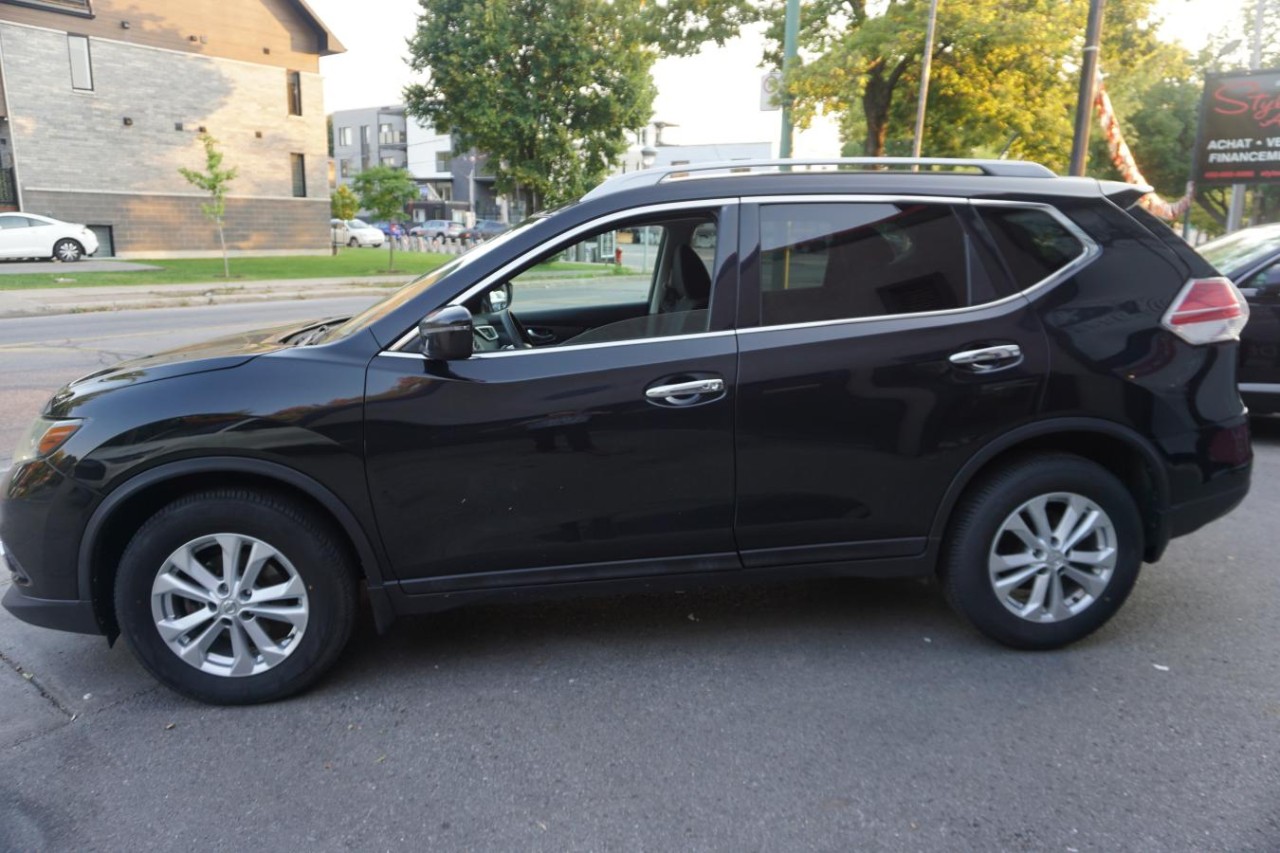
[0,0,327,71]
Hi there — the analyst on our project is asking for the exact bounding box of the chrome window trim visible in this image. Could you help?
[388,198,738,352]
[378,329,737,361]
[738,196,1100,336]
[386,194,1100,352]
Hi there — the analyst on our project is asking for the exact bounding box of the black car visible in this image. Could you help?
[1197,223,1280,414]
[1,158,1252,704]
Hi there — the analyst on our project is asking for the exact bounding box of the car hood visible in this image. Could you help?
[47,320,307,412]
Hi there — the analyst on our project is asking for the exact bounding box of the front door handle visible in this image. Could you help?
[645,378,725,403]
[949,344,1023,371]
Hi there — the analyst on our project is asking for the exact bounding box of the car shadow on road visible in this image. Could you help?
[323,575,983,693]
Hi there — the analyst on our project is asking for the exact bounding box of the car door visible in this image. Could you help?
[364,201,741,593]
[0,214,30,258]
[1237,257,1280,394]
[732,197,1058,568]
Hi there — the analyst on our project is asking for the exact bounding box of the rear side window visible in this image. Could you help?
[759,202,977,325]
[977,207,1085,290]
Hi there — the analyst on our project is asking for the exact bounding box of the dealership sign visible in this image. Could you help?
[1195,69,1280,185]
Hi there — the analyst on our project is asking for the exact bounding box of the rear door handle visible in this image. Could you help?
[949,344,1022,371]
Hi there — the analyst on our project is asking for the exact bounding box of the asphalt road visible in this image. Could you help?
[1,300,1278,850]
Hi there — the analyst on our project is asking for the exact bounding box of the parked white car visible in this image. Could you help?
[0,212,99,262]
[331,218,385,248]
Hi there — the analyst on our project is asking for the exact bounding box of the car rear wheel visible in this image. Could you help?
[941,454,1143,649]
[52,239,84,262]
[348,237,359,248]
[114,489,358,704]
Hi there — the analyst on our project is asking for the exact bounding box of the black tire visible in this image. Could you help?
[52,239,84,262]
[347,237,359,248]
[114,490,357,704]
[940,453,1143,650]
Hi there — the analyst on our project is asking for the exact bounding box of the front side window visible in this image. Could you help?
[68,34,93,91]
[759,202,972,326]
[0,215,31,230]
[462,212,720,351]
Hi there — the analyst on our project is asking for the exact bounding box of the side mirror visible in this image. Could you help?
[419,305,473,360]
[484,283,511,312]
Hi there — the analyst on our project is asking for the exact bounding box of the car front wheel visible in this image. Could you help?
[114,489,358,704]
[941,454,1143,649]
[52,239,84,262]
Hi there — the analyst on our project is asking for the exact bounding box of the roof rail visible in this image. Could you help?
[583,157,1057,201]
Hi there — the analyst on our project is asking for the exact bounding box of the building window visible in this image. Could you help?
[361,125,371,145]
[287,70,303,116]
[67,34,93,91]
[379,123,394,144]
[290,153,306,198]
[435,152,450,173]
[338,126,352,147]
[380,156,398,167]
[6,0,92,16]
[339,159,350,178]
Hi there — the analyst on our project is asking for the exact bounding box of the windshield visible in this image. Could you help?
[327,215,546,341]
[1199,225,1280,278]
[349,219,369,229]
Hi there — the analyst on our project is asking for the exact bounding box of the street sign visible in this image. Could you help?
[1195,69,1280,185]
[760,71,782,112]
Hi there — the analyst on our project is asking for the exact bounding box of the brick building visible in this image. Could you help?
[0,0,341,258]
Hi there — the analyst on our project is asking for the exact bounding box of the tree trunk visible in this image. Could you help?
[861,57,912,158]
[218,222,229,278]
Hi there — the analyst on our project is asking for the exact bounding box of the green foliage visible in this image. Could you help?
[331,184,360,221]
[178,133,237,226]
[351,165,418,271]
[406,0,658,206]
[178,133,238,278]
[351,165,417,222]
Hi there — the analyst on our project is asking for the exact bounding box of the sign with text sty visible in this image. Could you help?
[1195,69,1280,185]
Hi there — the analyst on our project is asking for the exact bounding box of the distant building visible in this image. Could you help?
[616,141,774,174]
[332,105,509,223]
[0,0,342,258]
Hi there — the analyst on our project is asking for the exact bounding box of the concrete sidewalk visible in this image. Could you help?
[0,275,416,319]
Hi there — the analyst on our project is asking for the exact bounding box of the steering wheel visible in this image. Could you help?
[495,307,532,349]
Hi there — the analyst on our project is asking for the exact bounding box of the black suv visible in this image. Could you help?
[1,159,1252,704]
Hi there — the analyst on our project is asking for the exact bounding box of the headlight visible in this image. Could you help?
[12,417,82,465]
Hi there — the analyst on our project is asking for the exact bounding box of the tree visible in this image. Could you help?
[404,0,754,207]
[178,133,237,278]
[352,165,417,271]
[764,0,1168,171]
[406,0,655,207]
[331,184,359,221]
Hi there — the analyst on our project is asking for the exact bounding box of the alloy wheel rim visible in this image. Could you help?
[987,492,1117,623]
[150,533,310,677]
[56,242,80,261]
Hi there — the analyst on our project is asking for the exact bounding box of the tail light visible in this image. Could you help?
[1161,277,1249,345]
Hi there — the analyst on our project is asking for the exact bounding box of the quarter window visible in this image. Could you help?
[68,34,93,91]
[759,203,973,326]
[977,207,1085,291]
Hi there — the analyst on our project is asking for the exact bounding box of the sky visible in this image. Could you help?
[307,0,1249,158]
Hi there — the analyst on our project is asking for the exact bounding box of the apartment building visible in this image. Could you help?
[0,0,342,257]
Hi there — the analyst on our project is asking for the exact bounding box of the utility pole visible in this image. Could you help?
[1068,0,1106,176]
[780,0,800,158]
[1227,0,1266,232]
[911,0,940,160]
